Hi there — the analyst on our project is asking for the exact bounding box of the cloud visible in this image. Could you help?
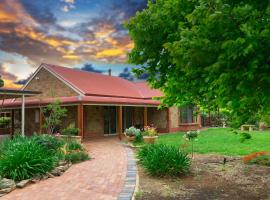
[76,63,104,73]
[61,0,76,12]
[0,0,148,87]
[119,67,134,81]
[0,64,21,88]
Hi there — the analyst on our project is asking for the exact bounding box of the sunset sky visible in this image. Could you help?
[0,0,147,88]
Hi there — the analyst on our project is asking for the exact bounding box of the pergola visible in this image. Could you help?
[0,89,41,136]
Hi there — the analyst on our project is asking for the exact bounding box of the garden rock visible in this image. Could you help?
[0,178,16,196]
[16,179,30,188]
[31,176,41,183]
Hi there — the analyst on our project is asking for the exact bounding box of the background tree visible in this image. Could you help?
[126,0,270,126]
[0,76,4,88]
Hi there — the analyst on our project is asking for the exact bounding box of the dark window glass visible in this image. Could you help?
[180,105,197,123]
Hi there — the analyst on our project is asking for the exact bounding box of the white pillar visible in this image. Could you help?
[21,95,25,136]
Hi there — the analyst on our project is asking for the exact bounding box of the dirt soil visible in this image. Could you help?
[136,154,270,200]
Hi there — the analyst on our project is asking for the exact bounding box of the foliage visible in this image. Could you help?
[183,130,199,141]
[126,0,270,127]
[62,123,79,136]
[134,132,144,143]
[66,140,84,151]
[183,130,199,157]
[125,126,141,137]
[61,141,90,164]
[240,132,252,142]
[32,134,64,155]
[64,151,89,164]
[157,128,270,156]
[0,136,58,181]
[243,151,270,166]
[0,117,10,128]
[143,125,158,136]
[138,144,190,177]
[42,100,67,134]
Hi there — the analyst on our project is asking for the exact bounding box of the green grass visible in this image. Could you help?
[157,128,270,156]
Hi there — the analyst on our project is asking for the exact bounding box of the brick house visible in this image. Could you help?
[2,63,201,139]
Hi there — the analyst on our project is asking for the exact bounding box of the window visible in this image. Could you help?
[180,105,197,123]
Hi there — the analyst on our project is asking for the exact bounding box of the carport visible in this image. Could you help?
[0,89,40,136]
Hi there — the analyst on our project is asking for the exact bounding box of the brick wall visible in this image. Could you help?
[24,67,78,99]
[170,107,179,128]
[84,105,104,138]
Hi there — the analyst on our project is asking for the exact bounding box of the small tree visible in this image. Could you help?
[183,130,199,158]
[42,100,67,134]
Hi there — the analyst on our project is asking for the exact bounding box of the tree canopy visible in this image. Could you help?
[126,0,270,125]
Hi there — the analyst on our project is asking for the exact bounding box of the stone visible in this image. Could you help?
[50,168,64,176]
[0,178,16,196]
[42,175,49,180]
[46,173,55,178]
[58,160,68,166]
[31,176,41,183]
[16,179,30,188]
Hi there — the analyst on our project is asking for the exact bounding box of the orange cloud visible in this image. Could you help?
[2,79,21,89]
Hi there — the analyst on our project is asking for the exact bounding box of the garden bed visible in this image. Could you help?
[136,154,270,200]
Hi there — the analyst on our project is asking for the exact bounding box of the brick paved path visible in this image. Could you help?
[2,137,127,200]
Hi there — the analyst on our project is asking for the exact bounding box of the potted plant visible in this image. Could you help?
[125,126,141,142]
[143,125,158,144]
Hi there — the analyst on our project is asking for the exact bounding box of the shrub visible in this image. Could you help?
[183,130,199,141]
[240,132,252,142]
[0,136,58,181]
[65,151,89,164]
[125,126,141,137]
[243,151,270,166]
[67,140,84,151]
[32,134,64,155]
[0,117,10,128]
[143,125,158,136]
[138,144,190,177]
[62,123,79,136]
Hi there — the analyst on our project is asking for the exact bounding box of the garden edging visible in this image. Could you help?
[118,147,138,200]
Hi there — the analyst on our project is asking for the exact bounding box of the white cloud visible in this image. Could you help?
[0,51,35,80]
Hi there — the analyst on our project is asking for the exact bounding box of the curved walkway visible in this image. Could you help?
[3,137,128,200]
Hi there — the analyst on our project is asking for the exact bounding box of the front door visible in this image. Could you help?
[104,106,117,135]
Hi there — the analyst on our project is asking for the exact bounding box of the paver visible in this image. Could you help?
[2,137,127,200]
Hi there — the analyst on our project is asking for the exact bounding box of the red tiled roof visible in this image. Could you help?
[45,64,163,99]
[2,64,163,107]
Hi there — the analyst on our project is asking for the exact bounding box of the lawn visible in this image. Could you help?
[157,128,270,156]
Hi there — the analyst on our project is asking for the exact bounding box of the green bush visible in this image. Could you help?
[32,134,64,155]
[0,136,58,181]
[138,144,190,177]
[0,117,10,128]
[67,140,84,151]
[62,123,79,136]
[65,151,89,164]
